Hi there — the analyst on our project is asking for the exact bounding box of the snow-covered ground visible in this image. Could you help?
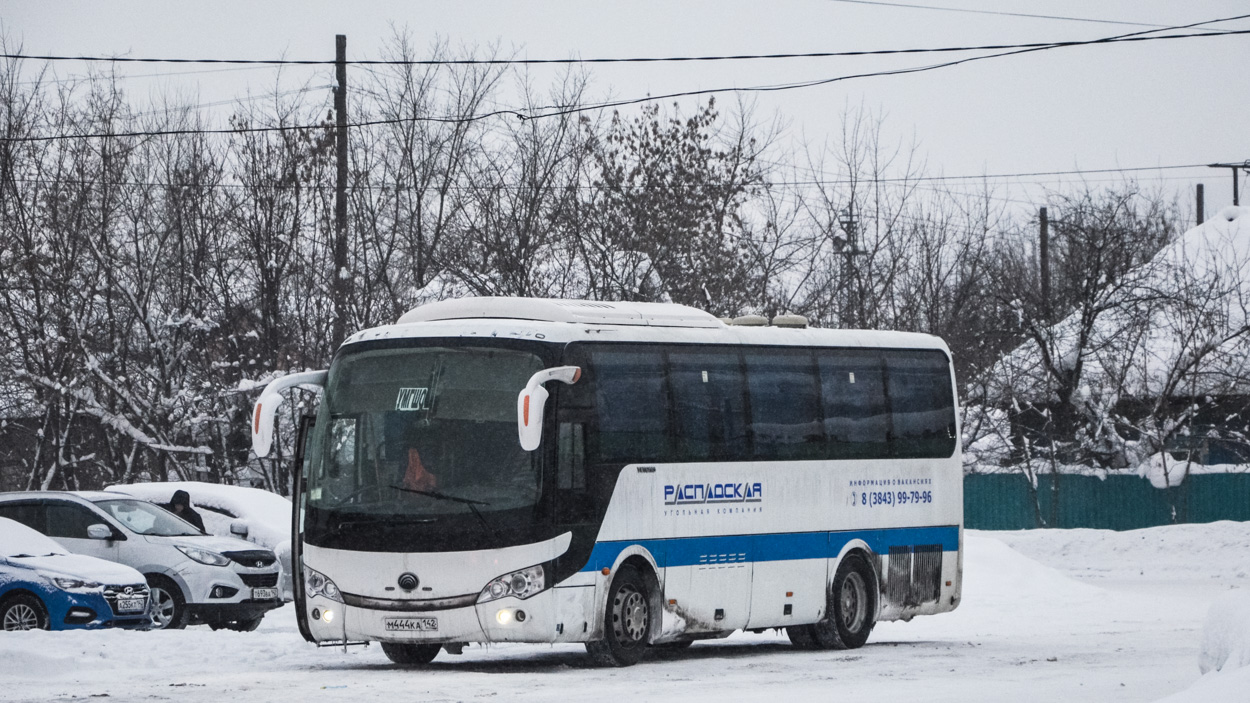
[1,523,1246,703]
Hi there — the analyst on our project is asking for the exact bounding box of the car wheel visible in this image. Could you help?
[586,564,651,667]
[381,642,441,665]
[1,593,49,631]
[146,576,188,630]
[223,616,264,632]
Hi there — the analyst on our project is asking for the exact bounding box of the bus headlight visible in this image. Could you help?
[478,564,546,603]
[305,566,344,603]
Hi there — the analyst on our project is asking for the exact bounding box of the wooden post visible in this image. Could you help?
[1039,206,1050,321]
[1196,183,1205,225]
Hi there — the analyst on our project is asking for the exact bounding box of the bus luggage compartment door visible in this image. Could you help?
[664,554,752,634]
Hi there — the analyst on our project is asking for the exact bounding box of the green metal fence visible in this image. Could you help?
[964,473,1250,530]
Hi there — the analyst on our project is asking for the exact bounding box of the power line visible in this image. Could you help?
[2,24,1244,67]
[3,23,1247,144]
[1,160,1225,191]
[128,85,333,119]
[823,0,1170,28]
[15,65,292,88]
[789,162,1217,184]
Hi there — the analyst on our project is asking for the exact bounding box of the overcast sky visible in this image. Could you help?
[3,0,1248,221]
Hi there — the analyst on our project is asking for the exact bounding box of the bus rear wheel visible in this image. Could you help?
[789,553,876,650]
[381,642,441,665]
[586,564,651,667]
[816,553,877,649]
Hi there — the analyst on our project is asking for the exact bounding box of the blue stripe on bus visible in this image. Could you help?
[578,525,960,572]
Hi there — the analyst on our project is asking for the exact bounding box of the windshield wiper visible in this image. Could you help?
[389,485,490,506]
[390,485,500,541]
[319,516,439,542]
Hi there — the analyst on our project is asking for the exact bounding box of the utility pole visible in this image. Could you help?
[1196,183,1205,225]
[838,203,860,328]
[332,34,350,347]
[1208,161,1248,207]
[1039,206,1050,321]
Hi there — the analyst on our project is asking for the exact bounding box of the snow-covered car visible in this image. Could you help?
[0,517,151,631]
[105,482,294,601]
[0,491,282,631]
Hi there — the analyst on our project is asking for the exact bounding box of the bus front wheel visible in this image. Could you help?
[381,642,441,665]
[586,564,651,667]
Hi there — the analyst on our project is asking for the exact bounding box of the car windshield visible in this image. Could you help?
[95,499,201,537]
[306,344,545,520]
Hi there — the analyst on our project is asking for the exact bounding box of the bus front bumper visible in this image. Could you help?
[306,587,576,644]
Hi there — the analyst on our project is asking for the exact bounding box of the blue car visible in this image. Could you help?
[1,517,152,631]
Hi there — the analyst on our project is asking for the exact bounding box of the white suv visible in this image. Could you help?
[0,491,282,630]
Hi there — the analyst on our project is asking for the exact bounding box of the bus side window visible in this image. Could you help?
[668,348,749,461]
[885,351,957,458]
[590,347,672,463]
[818,350,890,460]
[744,348,823,461]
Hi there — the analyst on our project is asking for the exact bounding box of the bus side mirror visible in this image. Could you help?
[518,366,581,451]
[251,370,329,458]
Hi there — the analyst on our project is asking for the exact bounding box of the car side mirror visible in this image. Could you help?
[87,524,112,540]
[517,366,581,452]
[230,520,249,539]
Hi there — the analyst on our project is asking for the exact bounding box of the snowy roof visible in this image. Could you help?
[987,206,1250,402]
[0,516,68,557]
[396,296,725,329]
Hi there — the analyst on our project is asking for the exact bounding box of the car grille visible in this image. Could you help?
[222,549,277,567]
[103,583,150,615]
[239,572,279,588]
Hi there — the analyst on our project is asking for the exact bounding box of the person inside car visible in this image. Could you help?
[164,490,206,533]
[402,448,438,492]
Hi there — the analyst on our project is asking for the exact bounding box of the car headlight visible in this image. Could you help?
[51,576,102,591]
[175,545,231,566]
[478,564,546,603]
[304,566,343,603]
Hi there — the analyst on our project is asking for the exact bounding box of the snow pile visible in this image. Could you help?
[1199,591,1250,674]
[106,481,294,599]
[960,533,1101,603]
[1137,452,1250,488]
[992,521,1250,584]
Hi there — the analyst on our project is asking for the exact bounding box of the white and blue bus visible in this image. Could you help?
[252,297,962,666]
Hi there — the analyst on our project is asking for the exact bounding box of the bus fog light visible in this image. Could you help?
[496,609,513,625]
[322,609,335,623]
[514,610,526,623]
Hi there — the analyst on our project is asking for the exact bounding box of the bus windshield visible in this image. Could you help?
[305,342,547,549]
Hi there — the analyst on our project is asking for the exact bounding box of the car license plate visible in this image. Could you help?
[115,597,146,613]
[252,588,279,601]
[385,617,438,632]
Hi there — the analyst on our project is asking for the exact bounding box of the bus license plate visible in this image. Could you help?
[252,588,279,601]
[385,617,438,632]
[116,597,146,613]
